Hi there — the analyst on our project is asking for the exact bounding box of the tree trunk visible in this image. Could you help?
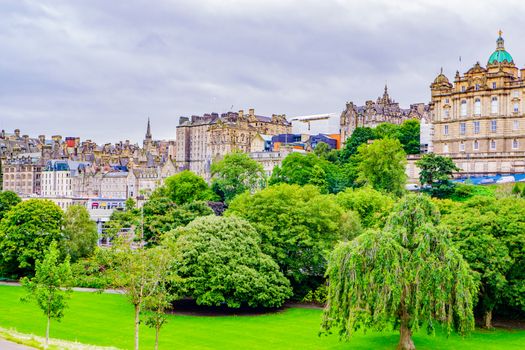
[155,326,159,350]
[397,320,416,350]
[45,316,50,349]
[134,304,141,350]
[483,309,493,329]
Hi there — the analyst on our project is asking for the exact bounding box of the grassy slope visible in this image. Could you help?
[0,285,524,350]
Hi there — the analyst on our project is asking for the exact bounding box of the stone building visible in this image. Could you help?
[41,160,91,197]
[430,33,525,175]
[339,86,430,145]
[2,153,43,195]
[176,109,291,178]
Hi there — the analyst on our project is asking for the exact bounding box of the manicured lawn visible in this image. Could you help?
[0,285,524,350]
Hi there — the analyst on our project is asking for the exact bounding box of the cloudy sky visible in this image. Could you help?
[1,0,524,143]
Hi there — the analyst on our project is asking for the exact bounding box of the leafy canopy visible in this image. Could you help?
[0,199,64,277]
[356,138,407,196]
[167,215,292,308]
[211,151,266,202]
[62,205,98,262]
[322,194,477,350]
[0,190,21,220]
[164,170,215,205]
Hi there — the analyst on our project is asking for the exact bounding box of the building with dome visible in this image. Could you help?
[430,32,525,175]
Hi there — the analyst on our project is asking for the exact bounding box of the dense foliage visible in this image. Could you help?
[335,187,395,229]
[416,153,460,198]
[227,184,350,297]
[62,205,98,262]
[211,151,266,202]
[0,199,64,277]
[355,138,407,196]
[322,195,477,350]
[164,170,215,204]
[0,190,21,220]
[166,216,292,308]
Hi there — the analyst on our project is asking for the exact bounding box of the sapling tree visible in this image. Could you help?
[21,242,72,349]
[322,194,477,350]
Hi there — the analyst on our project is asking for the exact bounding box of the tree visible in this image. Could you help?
[0,190,21,221]
[336,187,395,229]
[0,199,64,277]
[322,195,477,350]
[340,127,376,162]
[143,246,177,350]
[211,151,266,202]
[356,138,407,196]
[398,119,421,154]
[440,196,524,327]
[416,153,459,198]
[164,170,214,205]
[115,245,174,350]
[62,205,98,262]
[226,184,348,297]
[21,241,72,348]
[166,216,292,308]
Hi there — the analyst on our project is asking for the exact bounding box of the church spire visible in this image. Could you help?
[145,118,152,141]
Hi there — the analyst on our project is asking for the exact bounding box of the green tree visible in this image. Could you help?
[0,190,21,220]
[374,122,400,140]
[340,127,376,161]
[440,196,524,326]
[166,216,292,308]
[416,153,459,198]
[211,151,266,202]
[356,138,407,196]
[398,119,421,154]
[62,205,98,262]
[164,170,214,205]
[227,184,347,297]
[115,245,174,350]
[322,195,477,350]
[0,199,64,277]
[21,241,72,348]
[336,186,395,228]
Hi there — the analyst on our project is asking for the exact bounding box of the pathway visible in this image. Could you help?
[0,338,35,350]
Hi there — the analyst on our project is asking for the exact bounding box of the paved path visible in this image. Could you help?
[0,281,123,294]
[0,338,35,350]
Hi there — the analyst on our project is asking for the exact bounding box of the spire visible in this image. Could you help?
[496,30,505,50]
[145,118,152,141]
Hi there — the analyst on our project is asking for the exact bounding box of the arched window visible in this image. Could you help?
[491,97,499,114]
[513,139,519,149]
[460,142,465,152]
[474,98,481,115]
[460,100,467,117]
[473,140,479,150]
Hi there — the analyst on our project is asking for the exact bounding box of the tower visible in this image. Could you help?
[144,118,152,149]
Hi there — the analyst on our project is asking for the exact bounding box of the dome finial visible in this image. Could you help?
[499,29,503,38]
[440,67,443,74]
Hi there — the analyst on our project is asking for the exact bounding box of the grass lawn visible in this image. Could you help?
[0,285,524,350]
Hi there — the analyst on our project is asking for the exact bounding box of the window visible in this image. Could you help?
[443,143,449,153]
[444,125,449,135]
[490,140,496,150]
[514,102,519,113]
[513,139,519,149]
[492,82,497,89]
[513,120,520,130]
[474,121,480,134]
[475,84,480,91]
[445,98,450,104]
[444,109,450,118]
[460,100,467,117]
[474,99,481,115]
[491,120,497,132]
[461,86,466,92]
[456,123,465,137]
[491,97,499,114]
[460,142,465,152]
[513,90,519,97]
[473,140,479,150]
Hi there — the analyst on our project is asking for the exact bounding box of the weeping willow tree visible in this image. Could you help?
[321,194,477,350]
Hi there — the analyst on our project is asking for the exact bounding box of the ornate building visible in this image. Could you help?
[340,86,430,144]
[430,32,525,175]
[176,108,291,178]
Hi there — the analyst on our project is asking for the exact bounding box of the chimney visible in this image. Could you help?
[23,135,29,143]
[14,129,20,138]
[238,109,244,118]
[521,68,525,80]
[249,108,255,116]
[1,130,5,139]
[39,135,45,144]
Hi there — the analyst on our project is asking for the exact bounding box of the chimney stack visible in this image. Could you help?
[249,108,255,116]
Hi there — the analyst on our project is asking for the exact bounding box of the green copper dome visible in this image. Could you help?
[488,34,514,65]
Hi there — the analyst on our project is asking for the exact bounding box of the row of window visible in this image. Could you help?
[457,84,521,93]
[443,120,520,135]
[443,139,520,153]
[444,95,521,118]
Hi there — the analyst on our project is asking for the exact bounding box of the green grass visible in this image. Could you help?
[0,285,524,350]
